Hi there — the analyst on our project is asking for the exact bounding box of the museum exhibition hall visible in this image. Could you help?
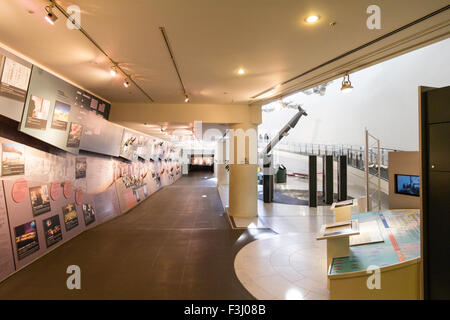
[0,0,449,305]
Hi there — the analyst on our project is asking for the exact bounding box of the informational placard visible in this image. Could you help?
[14,220,39,260]
[82,203,96,226]
[74,89,110,119]
[0,47,32,121]
[19,66,111,155]
[1,143,25,176]
[75,157,86,179]
[11,178,28,203]
[29,184,51,217]
[62,203,79,231]
[119,129,139,161]
[42,214,63,248]
[79,113,123,157]
[3,178,87,269]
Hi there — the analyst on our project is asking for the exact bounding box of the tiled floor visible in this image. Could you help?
[234,233,329,300]
[0,172,275,299]
[225,175,363,300]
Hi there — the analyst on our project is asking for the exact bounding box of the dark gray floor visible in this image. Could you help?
[0,172,275,299]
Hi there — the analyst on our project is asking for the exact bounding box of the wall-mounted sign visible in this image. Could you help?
[43,215,63,248]
[75,157,86,179]
[1,143,25,177]
[63,203,79,231]
[75,188,83,205]
[11,178,28,203]
[14,220,39,260]
[50,181,61,201]
[63,180,72,199]
[29,184,51,217]
[0,49,32,121]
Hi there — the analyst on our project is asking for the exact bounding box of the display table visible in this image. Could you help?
[330,199,358,222]
[317,220,360,288]
[327,209,421,299]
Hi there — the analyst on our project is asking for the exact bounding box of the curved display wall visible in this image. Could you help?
[0,46,182,283]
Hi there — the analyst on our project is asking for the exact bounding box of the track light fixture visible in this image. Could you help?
[340,73,353,93]
[123,78,130,88]
[44,3,58,25]
[110,66,117,77]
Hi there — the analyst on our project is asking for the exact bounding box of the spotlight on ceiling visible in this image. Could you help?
[340,73,353,93]
[109,66,117,77]
[184,95,190,103]
[305,15,320,23]
[123,78,130,88]
[237,68,246,75]
[44,4,58,25]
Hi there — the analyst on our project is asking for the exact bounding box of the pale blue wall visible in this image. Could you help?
[259,38,450,151]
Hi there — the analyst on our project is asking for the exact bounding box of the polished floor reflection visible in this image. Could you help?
[0,172,274,299]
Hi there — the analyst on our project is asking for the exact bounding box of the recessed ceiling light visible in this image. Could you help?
[305,15,320,23]
[123,78,130,88]
[237,68,246,75]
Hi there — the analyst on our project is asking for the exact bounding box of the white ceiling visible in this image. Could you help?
[0,0,449,104]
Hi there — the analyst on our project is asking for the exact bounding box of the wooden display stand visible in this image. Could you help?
[317,220,360,288]
[330,199,358,222]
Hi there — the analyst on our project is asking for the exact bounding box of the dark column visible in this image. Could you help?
[421,85,450,299]
[322,155,325,201]
[338,155,348,201]
[263,154,273,203]
[324,155,333,204]
[309,155,317,207]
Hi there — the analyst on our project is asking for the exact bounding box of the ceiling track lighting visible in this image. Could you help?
[160,27,190,103]
[110,66,118,77]
[44,1,154,101]
[340,72,353,93]
[44,3,58,25]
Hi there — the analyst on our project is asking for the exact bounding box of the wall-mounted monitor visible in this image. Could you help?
[395,174,420,197]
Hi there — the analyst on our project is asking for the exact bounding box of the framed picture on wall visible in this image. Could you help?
[66,122,83,148]
[63,203,79,231]
[25,95,51,130]
[14,220,39,260]
[82,203,96,226]
[42,215,63,248]
[75,157,87,179]
[29,185,51,216]
[1,143,25,176]
[51,100,71,131]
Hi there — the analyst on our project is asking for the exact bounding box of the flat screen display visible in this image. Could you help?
[395,174,420,197]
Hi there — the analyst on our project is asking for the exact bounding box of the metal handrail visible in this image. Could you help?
[258,138,398,181]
